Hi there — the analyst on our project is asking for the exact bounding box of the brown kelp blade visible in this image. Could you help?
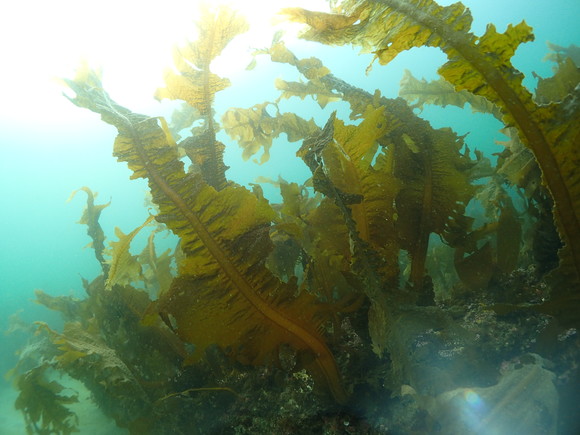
[285,0,580,285]
[63,66,348,404]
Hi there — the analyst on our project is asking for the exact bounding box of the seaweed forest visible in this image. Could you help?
[8,0,580,433]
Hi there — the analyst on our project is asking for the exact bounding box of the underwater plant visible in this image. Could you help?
[282,0,580,290]
[9,1,579,433]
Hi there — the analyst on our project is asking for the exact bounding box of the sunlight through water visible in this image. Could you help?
[0,0,329,122]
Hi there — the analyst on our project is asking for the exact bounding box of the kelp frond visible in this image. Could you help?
[68,186,110,274]
[155,5,249,191]
[105,215,155,290]
[399,69,503,119]
[286,0,580,286]
[63,66,348,404]
[14,363,79,435]
[221,102,319,163]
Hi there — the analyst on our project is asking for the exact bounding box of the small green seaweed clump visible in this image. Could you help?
[8,1,579,434]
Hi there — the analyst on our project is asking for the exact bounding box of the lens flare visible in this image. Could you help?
[464,390,482,407]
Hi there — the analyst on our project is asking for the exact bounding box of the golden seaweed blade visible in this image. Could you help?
[286,0,580,285]
[105,215,155,290]
[63,54,348,404]
[154,5,249,191]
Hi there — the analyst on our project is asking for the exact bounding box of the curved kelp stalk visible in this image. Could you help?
[63,65,348,404]
[283,0,580,286]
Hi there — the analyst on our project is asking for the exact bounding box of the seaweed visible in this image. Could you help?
[235,40,482,295]
[67,187,110,274]
[105,215,155,290]
[11,1,580,433]
[221,102,319,163]
[63,8,348,405]
[399,69,504,119]
[283,0,580,289]
[154,4,249,190]
[138,229,175,298]
[36,321,152,425]
[14,363,79,435]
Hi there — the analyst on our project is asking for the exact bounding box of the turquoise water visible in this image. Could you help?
[1,0,579,433]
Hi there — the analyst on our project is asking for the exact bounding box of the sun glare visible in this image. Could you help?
[1,0,329,123]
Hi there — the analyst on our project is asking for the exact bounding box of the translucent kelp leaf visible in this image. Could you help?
[155,5,248,191]
[399,69,503,119]
[156,69,229,117]
[544,42,580,66]
[105,215,155,290]
[495,127,539,196]
[534,57,580,104]
[222,102,319,163]
[34,289,86,322]
[454,242,494,290]
[306,199,352,270]
[155,5,249,115]
[68,186,110,273]
[270,178,358,311]
[165,102,202,141]
[283,0,473,66]
[297,57,331,80]
[276,78,341,108]
[139,230,174,298]
[280,7,360,33]
[496,197,522,274]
